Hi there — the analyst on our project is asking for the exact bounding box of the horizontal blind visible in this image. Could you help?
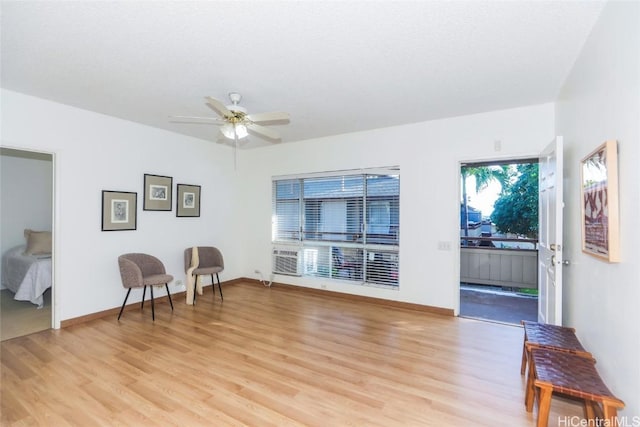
[365,174,400,246]
[272,168,400,287]
[302,175,363,243]
[273,179,300,242]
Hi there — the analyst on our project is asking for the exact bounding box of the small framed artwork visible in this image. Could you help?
[580,140,620,262]
[176,184,201,217]
[102,190,137,231]
[143,174,172,211]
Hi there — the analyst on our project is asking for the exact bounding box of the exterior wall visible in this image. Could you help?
[460,248,537,289]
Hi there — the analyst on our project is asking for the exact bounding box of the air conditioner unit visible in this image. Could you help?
[272,246,302,276]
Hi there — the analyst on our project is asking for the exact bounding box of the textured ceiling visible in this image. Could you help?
[1,1,605,148]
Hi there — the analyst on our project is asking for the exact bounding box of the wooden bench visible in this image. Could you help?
[526,348,625,427]
[520,320,591,377]
[520,321,592,406]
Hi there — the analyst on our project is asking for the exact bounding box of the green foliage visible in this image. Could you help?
[492,163,539,237]
[461,165,510,194]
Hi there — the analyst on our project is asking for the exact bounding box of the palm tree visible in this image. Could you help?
[461,165,510,244]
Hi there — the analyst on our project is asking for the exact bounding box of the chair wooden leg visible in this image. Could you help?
[141,286,146,309]
[193,275,198,305]
[165,284,174,311]
[118,288,132,320]
[216,273,223,300]
[150,285,155,321]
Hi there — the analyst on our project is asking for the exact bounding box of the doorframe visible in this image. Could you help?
[0,146,58,329]
[51,150,59,329]
[455,152,540,318]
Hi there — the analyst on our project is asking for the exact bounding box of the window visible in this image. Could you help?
[272,168,399,288]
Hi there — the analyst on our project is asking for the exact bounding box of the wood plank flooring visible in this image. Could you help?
[1,281,583,426]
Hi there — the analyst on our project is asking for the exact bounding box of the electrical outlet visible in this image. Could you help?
[437,241,452,251]
[320,284,327,289]
[175,280,182,286]
[254,269,260,274]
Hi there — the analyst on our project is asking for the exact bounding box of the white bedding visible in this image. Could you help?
[1,245,52,308]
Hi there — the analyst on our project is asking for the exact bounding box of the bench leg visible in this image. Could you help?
[525,362,536,410]
[536,385,553,427]
[521,342,528,375]
[602,405,619,427]
[584,400,597,421]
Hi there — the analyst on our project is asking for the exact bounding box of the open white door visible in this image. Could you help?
[538,137,563,325]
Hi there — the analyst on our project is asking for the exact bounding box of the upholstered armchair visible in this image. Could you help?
[117,253,174,321]
[184,246,224,304]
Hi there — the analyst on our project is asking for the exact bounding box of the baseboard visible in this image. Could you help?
[241,278,455,316]
[59,291,179,328]
[60,277,453,328]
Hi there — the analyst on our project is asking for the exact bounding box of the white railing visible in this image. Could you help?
[460,245,538,290]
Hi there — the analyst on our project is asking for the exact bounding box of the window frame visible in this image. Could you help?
[272,167,400,288]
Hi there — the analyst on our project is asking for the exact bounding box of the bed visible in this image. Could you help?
[2,241,52,309]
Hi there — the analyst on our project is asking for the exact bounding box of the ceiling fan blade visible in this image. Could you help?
[169,115,225,123]
[205,96,232,118]
[246,111,290,123]
[247,123,281,141]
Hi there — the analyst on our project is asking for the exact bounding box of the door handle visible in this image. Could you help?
[550,243,557,251]
[551,255,568,266]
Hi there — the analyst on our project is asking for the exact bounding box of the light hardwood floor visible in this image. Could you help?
[1,281,583,426]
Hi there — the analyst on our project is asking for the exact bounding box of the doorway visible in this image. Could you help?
[459,159,539,324]
[0,148,54,340]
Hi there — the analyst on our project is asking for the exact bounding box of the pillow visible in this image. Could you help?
[23,229,52,256]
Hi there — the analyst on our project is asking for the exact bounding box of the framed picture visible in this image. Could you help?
[580,140,620,262]
[143,174,172,211]
[176,184,201,217]
[102,190,137,231]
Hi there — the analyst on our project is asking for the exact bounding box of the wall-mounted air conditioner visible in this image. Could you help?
[272,246,302,276]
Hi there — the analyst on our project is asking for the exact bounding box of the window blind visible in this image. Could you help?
[273,168,399,287]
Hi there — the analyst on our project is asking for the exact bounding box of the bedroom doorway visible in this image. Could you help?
[0,148,54,341]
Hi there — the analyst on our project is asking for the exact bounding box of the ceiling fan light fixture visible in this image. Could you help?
[221,123,248,139]
[225,104,247,114]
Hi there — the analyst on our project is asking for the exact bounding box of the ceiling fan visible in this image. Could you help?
[170,92,290,144]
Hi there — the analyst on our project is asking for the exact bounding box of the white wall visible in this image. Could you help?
[1,89,243,324]
[239,103,555,312]
[556,1,640,416]
[0,150,53,287]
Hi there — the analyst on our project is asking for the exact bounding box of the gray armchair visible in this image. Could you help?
[184,246,224,303]
[117,253,174,320]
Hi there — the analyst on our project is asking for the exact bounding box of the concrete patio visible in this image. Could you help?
[460,284,537,325]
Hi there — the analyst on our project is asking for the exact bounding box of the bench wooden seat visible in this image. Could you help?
[526,348,625,427]
[520,320,591,376]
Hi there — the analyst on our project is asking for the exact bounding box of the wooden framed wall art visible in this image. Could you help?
[143,174,172,211]
[580,140,619,262]
[102,190,137,231]
[176,184,201,217]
